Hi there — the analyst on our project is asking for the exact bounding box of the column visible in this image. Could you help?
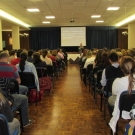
[0,19,2,50]
[128,23,135,49]
[12,26,20,49]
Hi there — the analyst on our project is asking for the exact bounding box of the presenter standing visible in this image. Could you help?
[78,43,84,56]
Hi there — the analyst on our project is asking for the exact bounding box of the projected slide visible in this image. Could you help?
[61,27,86,46]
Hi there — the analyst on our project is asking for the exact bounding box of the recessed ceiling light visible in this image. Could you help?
[107,7,119,10]
[27,9,40,12]
[91,15,101,18]
[42,21,50,24]
[96,20,104,23]
[45,16,55,19]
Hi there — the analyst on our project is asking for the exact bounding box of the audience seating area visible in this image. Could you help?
[0,47,135,134]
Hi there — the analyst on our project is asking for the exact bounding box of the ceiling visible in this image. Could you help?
[0,0,135,30]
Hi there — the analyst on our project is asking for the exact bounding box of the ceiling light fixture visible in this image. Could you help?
[115,13,135,27]
[91,15,101,18]
[96,20,104,23]
[45,16,55,19]
[42,21,50,24]
[27,8,39,12]
[0,9,30,28]
[107,7,119,10]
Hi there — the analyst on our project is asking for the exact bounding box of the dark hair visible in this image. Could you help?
[94,49,104,64]
[42,49,48,58]
[102,52,110,68]
[19,52,27,72]
[109,52,118,62]
[33,52,41,64]
[9,50,16,56]
[17,49,23,58]
[28,50,34,57]
[120,56,135,94]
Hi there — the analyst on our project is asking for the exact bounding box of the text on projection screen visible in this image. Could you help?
[61,27,86,46]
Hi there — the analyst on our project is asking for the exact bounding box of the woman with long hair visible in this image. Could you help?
[16,51,40,91]
[108,56,135,134]
[0,91,20,135]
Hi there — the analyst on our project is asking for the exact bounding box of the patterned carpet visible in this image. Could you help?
[22,64,127,135]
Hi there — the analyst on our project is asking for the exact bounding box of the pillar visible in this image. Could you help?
[0,19,2,50]
[128,23,135,49]
[12,26,20,49]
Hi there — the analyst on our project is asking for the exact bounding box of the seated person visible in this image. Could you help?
[33,52,46,68]
[16,51,40,92]
[0,91,20,135]
[0,77,32,127]
[83,50,96,69]
[108,56,135,134]
[101,51,124,87]
[27,50,34,63]
[0,52,28,95]
[11,49,23,66]
[8,50,16,63]
[41,49,52,66]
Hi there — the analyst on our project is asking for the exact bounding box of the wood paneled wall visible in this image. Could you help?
[2,30,30,50]
[117,29,128,49]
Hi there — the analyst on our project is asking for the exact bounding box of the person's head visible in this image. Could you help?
[86,50,92,58]
[9,50,16,56]
[19,51,28,72]
[17,49,23,58]
[82,49,88,57]
[42,49,48,58]
[28,50,34,57]
[33,52,41,64]
[80,43,82,47]
[52,50,57,56]
[102,52,110,67]
[120,56,135,94]
[0,52,9,62]
[95,49,104,63]
[0,91,6,112]
[109,52,118,63]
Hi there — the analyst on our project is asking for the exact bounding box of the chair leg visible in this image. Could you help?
[19,108,24,132]
[104,98,106,120]
[94,84,96,99]
[36,90,37,106]
[100,94,103,111]
[95,87,97,104]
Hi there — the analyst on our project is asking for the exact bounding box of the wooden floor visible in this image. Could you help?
[22,64,127,135]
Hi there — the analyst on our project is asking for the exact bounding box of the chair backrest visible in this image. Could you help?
[119,90,135,118]
[36,67,47,78]
[86,64,93,74]
[19,72,36,88]
[0,114,10,135]
[8,78,19,94]
[96,70,103,85]
[105,78,115,97]
[46,65,53,76]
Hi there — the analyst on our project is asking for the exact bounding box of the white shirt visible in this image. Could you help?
[41,56,52,66]
[109,75,135,134]
[83,56,95,69]
[100,63,119,86]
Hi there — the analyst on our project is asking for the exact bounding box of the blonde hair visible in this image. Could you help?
[0,91,6,112]
[120,56,135,94]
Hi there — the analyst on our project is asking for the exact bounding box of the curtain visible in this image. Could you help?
[86,26,118,49]
[29,27,60,51]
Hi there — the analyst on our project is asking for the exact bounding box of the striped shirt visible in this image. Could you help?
[0,62,19,79]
